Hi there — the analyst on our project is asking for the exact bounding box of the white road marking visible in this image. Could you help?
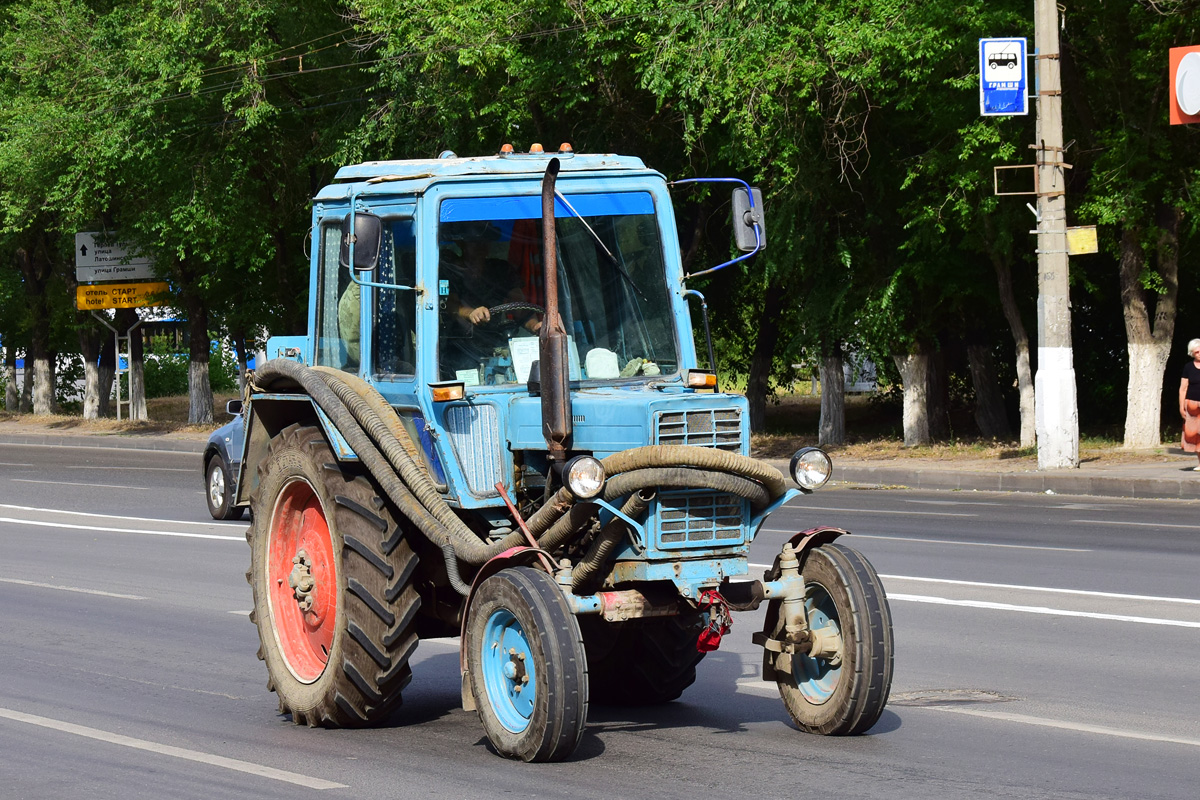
[888,593,1200,628]
[735,680,777,695]
[0,517,243,541]
[65,465,193,472]
[927,705,1200,749]
[878,574,1200,605]
[12,479,151,491]
[0,441,200,456]
[0,707,347,790]
[901,499,1007,506]
[228,610,252,615]
[781,505,976,517]
[757,531,1090,552]
[1072,518,1200,531]
[0,577,146,600]
[0,504,243,528]
[0,462,35,467]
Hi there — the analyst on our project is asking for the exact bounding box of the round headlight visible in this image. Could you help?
[790,447,832,493]
[564,456,606,500]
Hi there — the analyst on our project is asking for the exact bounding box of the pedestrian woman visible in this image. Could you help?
[1180,338,1200,469]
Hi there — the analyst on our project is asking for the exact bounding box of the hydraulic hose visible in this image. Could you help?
[253,360,788,586]
[572,490,654,592]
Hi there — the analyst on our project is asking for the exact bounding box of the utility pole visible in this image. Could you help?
[1033,0,1079,469]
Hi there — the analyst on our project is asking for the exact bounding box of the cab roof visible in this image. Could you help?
[317,152,653,201]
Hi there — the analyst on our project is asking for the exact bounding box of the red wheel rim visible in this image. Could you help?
[267,478,337,683]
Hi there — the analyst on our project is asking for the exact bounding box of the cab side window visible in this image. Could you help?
[315,222,358,372]
[373,218,418,378]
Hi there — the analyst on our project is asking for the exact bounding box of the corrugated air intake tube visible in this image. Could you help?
[251,360,788,595]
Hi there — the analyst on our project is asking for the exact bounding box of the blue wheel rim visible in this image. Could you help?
[481,609,537,733]
[793,584,842,704]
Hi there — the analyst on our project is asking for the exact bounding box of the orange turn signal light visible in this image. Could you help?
[430,382,465,402]
[559,142,574,152]
[529,142,545,153]
[499,143,514,154]
[686,370,717,389]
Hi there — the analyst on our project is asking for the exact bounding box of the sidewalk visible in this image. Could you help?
[764,453,1200,501]
[3,419,1199,501]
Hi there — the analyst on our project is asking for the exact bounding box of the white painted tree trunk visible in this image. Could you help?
[893,352,930,446]
[188,360,213,425]
[1123,342,1171,447]
[82,360,101,419]
[19,365,32,412]
[129,361,148,420]
[818,353,845,446]
[1015,344,1035,448]
[31,356,53,415]
[4,362,16,411]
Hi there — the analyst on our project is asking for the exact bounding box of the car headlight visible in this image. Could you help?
[564,455,606,500]
[790,447,832,493]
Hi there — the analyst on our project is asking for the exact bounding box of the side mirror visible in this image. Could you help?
[225,399,243,416]
[732,187,766,253]
[339,211,382,271]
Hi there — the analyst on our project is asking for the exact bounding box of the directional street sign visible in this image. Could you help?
[980,38,1028,117]
[75,281,168,311]
[75,232,155,283]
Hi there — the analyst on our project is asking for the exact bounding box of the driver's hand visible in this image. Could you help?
[468,306,491,325]
[525,317,542,333]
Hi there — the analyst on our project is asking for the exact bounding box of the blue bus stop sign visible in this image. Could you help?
[980,38,1028,116]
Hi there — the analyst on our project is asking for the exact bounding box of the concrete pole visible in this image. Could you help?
[1033,0,1079,469]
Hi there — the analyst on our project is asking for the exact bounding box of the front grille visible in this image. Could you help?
[444,404,503,496]
[655,408,742,451]
[655,490,748,550]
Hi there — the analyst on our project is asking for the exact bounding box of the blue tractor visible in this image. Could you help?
[237,146,893,762]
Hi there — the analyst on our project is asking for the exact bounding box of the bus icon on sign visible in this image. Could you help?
[989,51,1018,69]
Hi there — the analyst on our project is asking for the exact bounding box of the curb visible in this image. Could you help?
[833,465,1200,501]
[0,433,206,455]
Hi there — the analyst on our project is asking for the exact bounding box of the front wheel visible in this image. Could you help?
[465,566,588,762]
[206,454,243,520]
[770,543,893,735]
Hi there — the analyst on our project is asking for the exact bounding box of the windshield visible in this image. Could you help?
[437,192,679,386]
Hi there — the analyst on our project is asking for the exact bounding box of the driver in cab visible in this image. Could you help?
[440,221,541,381]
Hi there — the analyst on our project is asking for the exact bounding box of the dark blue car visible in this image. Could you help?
[203,401,246,520]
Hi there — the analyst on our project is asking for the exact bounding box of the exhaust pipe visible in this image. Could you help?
[540,158,572,463]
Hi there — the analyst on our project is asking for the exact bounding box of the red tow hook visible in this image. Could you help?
[696,589,732,653]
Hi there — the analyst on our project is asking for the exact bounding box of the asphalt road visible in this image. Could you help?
[1,443,1198,799]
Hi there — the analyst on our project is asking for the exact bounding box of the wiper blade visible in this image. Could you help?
[554,189,648,301]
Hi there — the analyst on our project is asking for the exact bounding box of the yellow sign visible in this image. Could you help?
[1065,226,1098,256]
[76,281,168,310]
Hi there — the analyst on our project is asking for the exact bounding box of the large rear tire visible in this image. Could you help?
[465,566,588,761]
[247,423,421,727]
[770,543,892,735]
[582,615,704,705]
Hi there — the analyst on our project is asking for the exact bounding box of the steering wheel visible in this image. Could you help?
[485,302,545,331]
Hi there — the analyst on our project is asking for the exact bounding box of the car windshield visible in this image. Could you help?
[436,192,679,387]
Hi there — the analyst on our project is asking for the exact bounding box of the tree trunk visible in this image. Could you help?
[79,326,103,420]
[987,241,1035,447]
[1119,208,1180,448]
[893,350,930,446]
[746,281,786,433]
[4,346,17,411]
[16,246,54,416]
[19,357,32,412]
[927,347,950,441]
[231,328,249,394]
[187,297,213,425]
[98,333,115,417]
[818,349,845,446]
[967,343,1012,439]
